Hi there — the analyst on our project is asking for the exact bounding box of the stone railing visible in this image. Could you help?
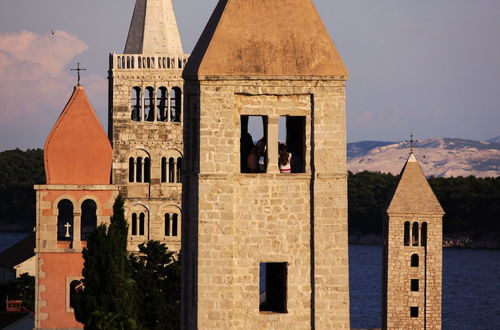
[110,53,190,70]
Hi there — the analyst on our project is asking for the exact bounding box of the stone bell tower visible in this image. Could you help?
[109,0,188,251]
[383,153,445,330]
[182,0,350,328]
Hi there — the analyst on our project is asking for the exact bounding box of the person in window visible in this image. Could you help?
[247,139,266,173]
[278,144,292,173]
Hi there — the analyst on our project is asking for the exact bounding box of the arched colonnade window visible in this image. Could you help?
[57,199,98,241]
[130,86,182,123]
[403,221,428,247]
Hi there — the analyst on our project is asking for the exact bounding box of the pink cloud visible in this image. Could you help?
[0,30,107,149]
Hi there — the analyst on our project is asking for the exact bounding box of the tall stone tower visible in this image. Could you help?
[109,0,188,251]
[182,0,350,328]
[383,153,445,330]
[34,86,117,329]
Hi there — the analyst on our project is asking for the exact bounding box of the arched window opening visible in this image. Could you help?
[142,57,147,68]
[117,56,121,69]
[129,157,135,183]
[421,222,428,247]
[131,213,138,235]
[170,87,182,122]
[69,280,83,309]
[126,56,131,69]
[131,87,142,121]
[131,56,135,69]
[144,157,151,183]
[138,56,142,69]
[172,213,178,236]
[176,157,182,183]
[145,87,155,122]
[404,221,410,246]
[411,254,419,267]
[139,213,145,236]
[165,213,171,236]
[151,57,155,68]
[147,57,151,69]
[161,157,167,183]
[136,157,143,183]
[163,57,167,69]
[121,57,126,70]
[412,222,419,246]
[81,200,97,241]
[168,157,175,183]
[57,199,74,241]
[157,87,168,121]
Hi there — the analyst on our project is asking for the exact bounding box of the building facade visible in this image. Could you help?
[181,0,350,328]
[383,153,445,330]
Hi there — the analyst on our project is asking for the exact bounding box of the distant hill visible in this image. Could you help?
[487,135,500,144]
[347,137,500,178]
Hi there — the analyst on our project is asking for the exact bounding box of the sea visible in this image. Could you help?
[1,233,498,329]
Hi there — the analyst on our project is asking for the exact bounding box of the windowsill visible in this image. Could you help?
[130,120,181,124]
[237,173,309,179]
[259,311,288,315]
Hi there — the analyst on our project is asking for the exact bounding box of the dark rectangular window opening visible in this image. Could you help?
[279,116,306,173]
[259,262,288,313]
[410,306,419,318]
[241,116,268,173]
[411,279,419,292]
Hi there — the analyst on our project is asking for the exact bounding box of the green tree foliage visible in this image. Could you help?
[130,241,181,330]
[73,196,138,330]
[0,273,35,311]
[0,149,44,231]
[348,171,500,240]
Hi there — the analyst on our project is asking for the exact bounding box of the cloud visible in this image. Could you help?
[0,30,106,150]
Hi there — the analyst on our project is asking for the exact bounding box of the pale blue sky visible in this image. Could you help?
[0,0,499,150]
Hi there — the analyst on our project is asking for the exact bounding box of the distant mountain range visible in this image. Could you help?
[347,137,500,178]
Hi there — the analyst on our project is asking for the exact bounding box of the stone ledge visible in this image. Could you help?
[34,184,118,191]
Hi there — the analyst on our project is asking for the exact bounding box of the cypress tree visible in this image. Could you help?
[74,196,138,329]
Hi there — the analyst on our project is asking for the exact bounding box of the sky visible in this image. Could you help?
[0,0,499,151]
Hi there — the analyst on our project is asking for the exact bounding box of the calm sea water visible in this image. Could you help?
[349,244,500,330]
[1,234,498,329]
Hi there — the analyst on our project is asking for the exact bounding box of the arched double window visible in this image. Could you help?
[131,212,146,236]
[165,212,180,237]
[129,155,151,183]
[131,87,142,121]
[57,199,74,241]
[81,199,97,241]
[161,154,182,183]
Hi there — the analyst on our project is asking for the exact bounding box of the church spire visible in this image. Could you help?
[124,0,184,55]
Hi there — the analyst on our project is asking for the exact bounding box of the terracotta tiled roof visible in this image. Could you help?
[184,0,348,78]
[0,233,34,268]
[44,86,112,185]
[386,153,445,215]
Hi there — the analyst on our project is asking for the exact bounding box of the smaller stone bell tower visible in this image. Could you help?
[383,153,445,330]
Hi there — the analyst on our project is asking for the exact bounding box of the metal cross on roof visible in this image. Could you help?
[406,133,418,153]
[70,62,86,86]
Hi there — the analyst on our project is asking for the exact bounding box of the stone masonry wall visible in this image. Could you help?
[183,78,349,329]
[110,64,184,251]
[384,214,442,330]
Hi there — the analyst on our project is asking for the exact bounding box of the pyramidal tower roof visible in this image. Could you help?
[124,0,184,55]
[184,0,348,78]
[386,153,445,215]
[44,86,112,185]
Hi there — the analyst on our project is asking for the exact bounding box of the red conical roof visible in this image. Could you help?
[44,86,112,185]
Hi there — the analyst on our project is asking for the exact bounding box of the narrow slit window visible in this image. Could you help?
[404,221,410,246]
[145,86,155,122]
[412,222,419,246]
[176,157,182,183]
[278,116,306,173]
[131,213,138,235]
[165,213,170,236]
[259,262,288,313]
[410,306,419,318]
[172,213,178,236]
[241,116,268,173]
[157,87,168,121]
[131,87,142,121]
[139,213,145,236]
[421,222,428,247]
[411,254,419,267]
[129,158,135,183]
[161,157,167,183]
[169,157,175,183]
[411,279,419,292]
